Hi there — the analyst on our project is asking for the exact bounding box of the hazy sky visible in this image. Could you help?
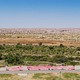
[0,0,80,28]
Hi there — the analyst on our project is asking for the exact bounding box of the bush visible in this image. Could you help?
[77,47,80,51]
[39,42,42,46]
[5,53,24,65]
[23,45,33,50]
[0,45,5,50]
[16,43,22,49]
[59,44,64,47]
[53,55,68,63]
[48,46,54,50]
[0,53,2,60]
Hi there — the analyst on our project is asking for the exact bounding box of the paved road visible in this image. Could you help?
[0,70,80,74]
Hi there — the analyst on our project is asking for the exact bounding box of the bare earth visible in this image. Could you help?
[0,28,80,46]
[0,38,80,47]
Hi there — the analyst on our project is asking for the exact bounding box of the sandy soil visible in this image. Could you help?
[0,38,80,47]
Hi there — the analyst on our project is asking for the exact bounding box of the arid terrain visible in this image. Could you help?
[0,28,80,46]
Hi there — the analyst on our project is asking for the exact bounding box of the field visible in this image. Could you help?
[0,38,80,47]
[0,28,80,46]
[0,28,80,66]
[0,44,80,66]
[0,73,80,80]
[0,28,80,79]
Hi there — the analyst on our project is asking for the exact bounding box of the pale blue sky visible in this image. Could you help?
[0,0,80,28]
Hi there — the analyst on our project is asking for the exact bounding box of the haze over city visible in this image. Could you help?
[0,0,80,28]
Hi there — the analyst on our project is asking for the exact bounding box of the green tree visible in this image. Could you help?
[5,53,24,65]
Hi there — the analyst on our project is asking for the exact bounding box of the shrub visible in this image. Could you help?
[5,53,24,65]
[16,43,22,49]
[39,42,42,46]
[0,45,5,50]
[59,44,64,47]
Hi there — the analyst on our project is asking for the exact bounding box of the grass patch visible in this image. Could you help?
[32,73,44,79]
[32,73,63,80]
[45,76,63,80]
[0,74,12,78]
[63,73,80,79]
[0,74,23,80]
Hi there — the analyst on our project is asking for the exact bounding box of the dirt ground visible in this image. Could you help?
[0,38,80,47]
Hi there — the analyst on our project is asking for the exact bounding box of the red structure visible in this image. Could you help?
[7,66,75,71]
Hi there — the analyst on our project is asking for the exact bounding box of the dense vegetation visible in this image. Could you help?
[0,43,80,66]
